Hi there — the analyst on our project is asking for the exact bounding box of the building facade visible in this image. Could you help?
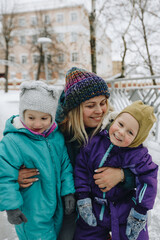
[0,2,112,84]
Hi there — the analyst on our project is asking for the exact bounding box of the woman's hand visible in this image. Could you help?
[93,167,124,192]
[18,165,39,188]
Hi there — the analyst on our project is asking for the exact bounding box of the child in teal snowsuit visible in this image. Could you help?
[0,81,75,240]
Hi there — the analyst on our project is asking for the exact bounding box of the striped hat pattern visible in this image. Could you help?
[64,67,110,112]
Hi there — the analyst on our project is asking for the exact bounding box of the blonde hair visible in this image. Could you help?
[59,99,109,146]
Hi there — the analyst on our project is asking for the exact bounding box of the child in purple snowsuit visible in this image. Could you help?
[74,100,158,240]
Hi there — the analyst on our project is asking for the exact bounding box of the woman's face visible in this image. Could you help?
[82,95,108,128]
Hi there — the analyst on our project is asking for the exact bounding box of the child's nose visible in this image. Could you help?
[34,120,41,128]
[119,128,125,136]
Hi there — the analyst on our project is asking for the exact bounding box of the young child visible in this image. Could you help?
[74,100,158,240]
[0,81,75,240]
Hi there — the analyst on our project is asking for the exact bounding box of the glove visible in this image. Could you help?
[77,198,97,227]
[126,208,147,240]
[6,209,28,225]
[64,194,76,215]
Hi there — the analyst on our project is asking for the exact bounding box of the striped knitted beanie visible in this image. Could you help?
[64,67,110,112]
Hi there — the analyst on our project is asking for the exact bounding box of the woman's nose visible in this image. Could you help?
[95,105,103,113]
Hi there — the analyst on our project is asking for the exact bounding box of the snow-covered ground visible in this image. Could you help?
[0,90,159,240]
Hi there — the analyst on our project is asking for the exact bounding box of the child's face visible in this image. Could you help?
[109,112,139,147]
[82,95,108,128]
[24,110,52,134]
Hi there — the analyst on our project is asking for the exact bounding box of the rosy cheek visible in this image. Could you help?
[103,105,108,113]
[109,126,114,136]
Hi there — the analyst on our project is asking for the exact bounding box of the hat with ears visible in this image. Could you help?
[119,100,157,148]
[19,80,59,124]
[64,67,110,112]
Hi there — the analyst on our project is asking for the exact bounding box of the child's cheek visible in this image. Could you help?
[109,125,115,136]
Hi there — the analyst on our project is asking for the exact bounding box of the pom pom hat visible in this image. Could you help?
[64,67,110,112]
[19,81,59,124]
[118,100,157,148]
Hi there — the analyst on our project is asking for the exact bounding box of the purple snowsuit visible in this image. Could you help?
[74,130,158,240]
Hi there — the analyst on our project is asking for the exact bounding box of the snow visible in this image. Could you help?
[0,89,160,240]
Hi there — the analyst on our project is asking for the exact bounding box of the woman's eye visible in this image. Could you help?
[29,117,33,120]
[100,102,106,106]
[86,105,94,108]
[42,118,47,120]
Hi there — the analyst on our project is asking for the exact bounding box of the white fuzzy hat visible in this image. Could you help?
[19,81,59,124]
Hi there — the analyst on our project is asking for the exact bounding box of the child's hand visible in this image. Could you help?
[6,208,28,225]
[77,198,97,227]
[126,208,147,240]
[64,194,76,215]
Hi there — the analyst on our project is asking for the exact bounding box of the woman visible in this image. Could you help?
[18,67,135,240]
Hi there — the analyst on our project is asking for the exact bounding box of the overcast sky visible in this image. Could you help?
[0,0,91,12]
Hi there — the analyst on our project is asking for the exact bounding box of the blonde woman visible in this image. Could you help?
[18,67,135,240]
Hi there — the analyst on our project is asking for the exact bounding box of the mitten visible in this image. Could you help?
[126,208,147,240]
[77,198,97,227]
[6,208,28,225]
[64,194,76,215]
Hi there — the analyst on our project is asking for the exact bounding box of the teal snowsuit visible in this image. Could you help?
[0,115,75,240]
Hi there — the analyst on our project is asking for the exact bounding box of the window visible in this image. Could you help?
[31,16,37,26]
[22,72,28,80]
[10,72,16,79]
[71,32,77,42]
[58,53,64,63]
[9,56,15,63]
[71,52,78,62]
[20,36,26,45]
[18,17,26,27]
[59,71,65,79]
[48,70,52,80]
[57,33,64,43]
[33,55,39,64]
[70,12,77,22]
[47,54,52,63]
[32,35,38,44]
[21,55,27,64]
[9,37,14,46]
[56,14,64,23]
[44,15,50,24]
[33,71,37,80]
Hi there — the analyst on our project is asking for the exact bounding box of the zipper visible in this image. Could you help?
[98,143,114,221]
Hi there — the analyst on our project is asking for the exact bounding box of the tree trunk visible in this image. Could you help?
[4,47,9,92]
[89,0,97,73]
[36,46,43,80]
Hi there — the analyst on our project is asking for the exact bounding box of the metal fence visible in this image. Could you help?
[106,75,160,143]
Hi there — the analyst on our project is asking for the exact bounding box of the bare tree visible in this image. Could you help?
[0,1,17,92]
[98,0,135,77]
[98,0,160,78]
[29,10,69,81]
[128,0,160,84]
